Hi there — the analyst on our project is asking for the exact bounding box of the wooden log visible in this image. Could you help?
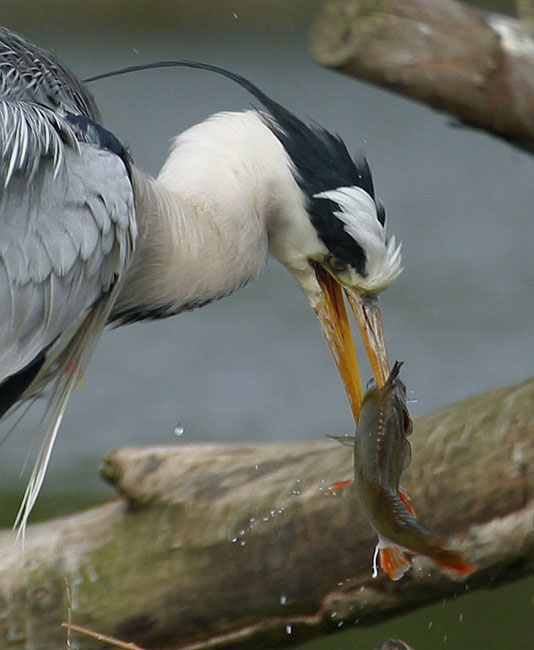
[0,378,533,650]
[310,0,534,152]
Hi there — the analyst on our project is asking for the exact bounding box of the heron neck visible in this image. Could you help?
[112,110,300,322]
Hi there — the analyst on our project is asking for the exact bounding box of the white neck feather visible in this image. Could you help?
[113,110,315,320]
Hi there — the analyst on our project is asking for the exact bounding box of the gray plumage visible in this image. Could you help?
[0,26,136,533]
[0,26,98,116]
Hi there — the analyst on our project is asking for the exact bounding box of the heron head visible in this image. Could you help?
[264,113,402,420]
[299,180,401,420]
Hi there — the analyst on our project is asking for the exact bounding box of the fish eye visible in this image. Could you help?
[325,255,348,273]
[365,378,376,390]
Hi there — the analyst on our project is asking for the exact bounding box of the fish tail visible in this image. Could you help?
[376,544,412,581]
[430,547,476,575]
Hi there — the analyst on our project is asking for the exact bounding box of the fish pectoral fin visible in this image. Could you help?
[326,434,356,447]
[398,489,417,517]
[378,546,412,581]
[325,478,353,495]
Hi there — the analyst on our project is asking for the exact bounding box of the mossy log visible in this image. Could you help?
[0,379,533,650]
[310,0,534,153]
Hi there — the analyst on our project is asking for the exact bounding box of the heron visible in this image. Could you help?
[0,26,402,533]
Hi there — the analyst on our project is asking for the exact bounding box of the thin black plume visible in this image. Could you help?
[85,60,379,274]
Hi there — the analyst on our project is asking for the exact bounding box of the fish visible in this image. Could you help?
[329,361,475,581]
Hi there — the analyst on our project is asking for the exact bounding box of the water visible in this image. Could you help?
[296,576,534,650]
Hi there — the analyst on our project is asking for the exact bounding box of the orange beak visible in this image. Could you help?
[313,266,390,421]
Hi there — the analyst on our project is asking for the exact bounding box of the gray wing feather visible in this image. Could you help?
[0,26,136,535]
[0,26,99,119]
[0,131,136,382]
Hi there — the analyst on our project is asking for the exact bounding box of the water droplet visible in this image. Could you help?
[249,516,256,523]
[280,594,287,605]
[428,621,433,629]
[337,621,344,628]
[254,464,259,470]
[239,540,246,546]
[230,537,238,543]
[459,613,463,622]
[239,530,246,536]
[233,12,238,19]
[285,624,292,634]
[442,635,447,643]
[174,423,184,436]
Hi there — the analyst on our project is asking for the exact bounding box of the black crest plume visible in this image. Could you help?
[86,60,384,274]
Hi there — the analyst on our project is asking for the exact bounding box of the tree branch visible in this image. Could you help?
[0,379,533,649]
[310,0,534,152]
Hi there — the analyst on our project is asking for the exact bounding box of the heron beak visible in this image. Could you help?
[344,290,390,388]
[312,266,390,421]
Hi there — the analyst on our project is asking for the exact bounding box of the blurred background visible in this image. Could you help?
[0,1,532,648]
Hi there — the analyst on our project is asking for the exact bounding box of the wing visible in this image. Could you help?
[0,26,137,534]
[0,108,135,385]
[0,104,136,536]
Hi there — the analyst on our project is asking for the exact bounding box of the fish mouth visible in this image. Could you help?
[312,265,391,420]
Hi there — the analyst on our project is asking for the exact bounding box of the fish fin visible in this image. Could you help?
[432,548,476,576]
[398,489,417,517]
[372,544,380,578]
[326,434,355,447]
[325,478,353,494]
[378,546,412,581]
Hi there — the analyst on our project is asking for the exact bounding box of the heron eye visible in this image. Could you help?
[326,255,347,273]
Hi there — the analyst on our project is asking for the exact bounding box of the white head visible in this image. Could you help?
[251,93,402,415]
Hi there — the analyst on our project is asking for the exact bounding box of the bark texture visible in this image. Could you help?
[310,0,534,152]
[0,378,532,650]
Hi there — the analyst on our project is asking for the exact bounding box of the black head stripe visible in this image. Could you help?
[309,194,367,276]
[258,116,375,277]
[84,59,382,272]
